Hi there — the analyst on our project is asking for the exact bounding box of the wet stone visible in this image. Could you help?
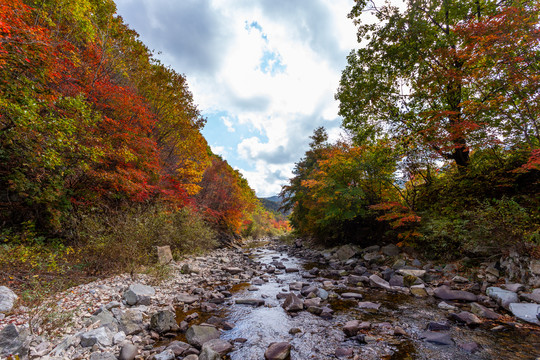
[282,293,304,312]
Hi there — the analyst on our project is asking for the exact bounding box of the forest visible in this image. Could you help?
[0,0,288,293]
[282,0,539,260]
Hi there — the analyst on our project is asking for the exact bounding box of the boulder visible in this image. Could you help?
[433,285,477,302]
[509,303,540,325]
[486,287,519,310]
[113,308,143,335]
[0,286,17,314]
[123,283,155,306]
[156,245,173,264]
[335,244,357,261]
[264,342,291,360]
[150,310,179,333]
[0,323,28,358]
[282,293,304,312]
[185,325,220,348]
[80,327,113,347]
[89,309,118,331]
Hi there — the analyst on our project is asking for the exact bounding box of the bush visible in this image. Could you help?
[70,203,217,273]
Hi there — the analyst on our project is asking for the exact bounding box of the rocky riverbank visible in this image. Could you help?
[0,239,539,359]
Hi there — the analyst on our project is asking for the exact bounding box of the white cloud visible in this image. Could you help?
[221,115,236,132]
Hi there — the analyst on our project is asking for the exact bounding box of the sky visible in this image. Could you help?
[114,0,359,197]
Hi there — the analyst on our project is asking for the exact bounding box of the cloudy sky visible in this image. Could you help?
[115,0,359,197]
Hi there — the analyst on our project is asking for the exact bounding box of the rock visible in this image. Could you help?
[363,245,380,253]
[508,303,540,325]
[459,342,480,353]
[470,302,501,320]
[89,352,117,360]
[119,343,138,360]
[504,283,525,292]
[0,323,28,358]
[433,285,477,302]
[443,264,458,273]
[183,355,199,360]
[166,341,191,356]
[438,301,458,311]
[264,342,291,360]
[369,274,391,291]
[224,267,243,274]
[198,346,220,360]
[531,260,540,275]
[113,331,126,344]
[382,244,400,256]
[427,322,450,331]
[452,276,469,283]
[363,252,383,263]
[358,301,381,310]
[335,245,356,261]
[410,285,428,297]
[520,290,540,304]
[235,299,265,306]
[185,325,220,348]
[420,331,454,345]
[282,293,304,312]
[389,275,404,287]
[304,298,321,307]
[335,347,354,357]
[150,310,179,333]
[449,311,482,326]
[201,339,233,356]
[113,308,143,335]
[341,292,363,300]
[397,269,426,278]
[343,320,361,336]
[0,286,17,313]
[154,349,175,360]
[175,293,199,304]
[486,287,519,310]
[80,327,113,347]
[316,288,329,300]
[156,245,173,264]
[123,283,155,306]
[307,306,323,315]
[89,309,118,331]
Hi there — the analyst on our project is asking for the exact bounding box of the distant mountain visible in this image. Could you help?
[259,195,287,214]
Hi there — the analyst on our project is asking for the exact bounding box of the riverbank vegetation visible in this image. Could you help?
[282,0,539,260]
[0,0,288,299]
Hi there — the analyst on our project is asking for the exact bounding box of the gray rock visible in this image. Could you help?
[449,311,482,326]
[420,331,454,345]
[119,343,138,360]
[520,291,540,304]
[199,346,220,360]
[165,340,191,356]
[0,286,17,314]
[123,283,155,306]
[433,285,477,302]
[80,327,113,347]
[264,342,291,360]
[89,352,116,360]
[470,302,501,320]
[381,244,400,256]
[185,325,220,348]
[335,244,357,261]
[282,293,304,312]
[487,287,519,310]
[235,299,265,306]
[154,349,175,360]
[316,288,329,300]
[508,303,540,325]
[156,245,173,264]
[113,308,143,335]
[363,245,380,253]
[113,331,126,344]
[397,268,426,278]
[0,323,28,358]
[223,267,243,274]
[358,302,381,310]
[503,283,525,293]
[369,274,391,290]
[183,355,199,360]
[341,292,363,300]
[343,320,361,337]
[389,275,404,287]
[150,310,178,333]
[438,302,458,311]
[201,339,233,356]
[89,309,118,331]
[531,260,540,275]
[452,276,469,283]
[335,347,353,358]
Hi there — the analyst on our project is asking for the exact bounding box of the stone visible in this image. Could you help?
[459,342,480,353]
[184,355,199,360]
[89,352,117,360]
[335,244,356,261]
[381,244,400,256]
[264,342,291,360]
[369,274,391,291]
[335,347,354,357]
[282,293,304,312]
[119,343,138,360]
[0,286,17,313]
[80,327,113,347]
[410,285,428,297]
[235,299,265,306]
[341,292,363,300]
[304,298,321,307]
[150,310,179,333]
[123,283,155,306]
[433,285,477,302]
[389,275,405,287]
[452,276,469,283]
[201,339,233,356]
[438,302,458,311]
[166,341,190,356]
[175,293,199,304]
[520,291,540,304]
[154,349,175,360]
[358,301,381,310]
[343,320,361,336]
[531,260,540,275]
[307,306,323,315]
[508,303,540,325]
[156,245,173,264]
[363,245,380,253]
[449,311,482,326]
[185,325,220,348]
[397,268,426,278]
[504,283,525,293]
[113,331,126,344]
[0,323,28,358]
[487,287,519,310]
[89,309,118,331]
[224,267,243,274]
[317,288,329,300]
[470,302,501,320]
[427,322,450,331]
[420,331,454,346]
[113,308,143,335]
[198,346,220,360]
